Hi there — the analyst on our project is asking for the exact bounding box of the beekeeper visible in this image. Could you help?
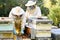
[24,1,42,37]
[9,6,26,34]
[25,1,41,18]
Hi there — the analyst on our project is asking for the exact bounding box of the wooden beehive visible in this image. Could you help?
[27,17,52,39]
[36,31,51,37]
[0,17,14,40]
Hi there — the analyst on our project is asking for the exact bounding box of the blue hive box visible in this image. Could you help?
[0,17,14,40]
[51,29,60,40]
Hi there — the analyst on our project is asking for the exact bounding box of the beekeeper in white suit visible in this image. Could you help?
[24,1,42,38]
[25,1,41,18]
[9,6,26,34]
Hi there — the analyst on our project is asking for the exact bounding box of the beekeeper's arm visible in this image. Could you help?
[21,10,26,34]
[36,7,41,17]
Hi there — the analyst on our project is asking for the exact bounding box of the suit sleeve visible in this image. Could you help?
[36,7,41,17]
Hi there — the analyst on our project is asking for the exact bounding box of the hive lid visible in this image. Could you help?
[0,17,13,22]
[51,29,60,34]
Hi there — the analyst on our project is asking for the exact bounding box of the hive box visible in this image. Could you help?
[0,17,14,40]
[51,29,60,40]
[27,17,52,39]
[36,37,52,40]
[36,31,51,37]
[35,18,52,38]
[35,19,52,30]
[28,17,52,30]
[36,23,52,30]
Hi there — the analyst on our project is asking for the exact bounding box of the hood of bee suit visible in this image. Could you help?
[25,1,36,6]
[12,6,23,16]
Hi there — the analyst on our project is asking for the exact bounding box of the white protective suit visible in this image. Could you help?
[25,6,41,29]
[9,6,26,34]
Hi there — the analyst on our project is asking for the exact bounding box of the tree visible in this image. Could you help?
[48,7,60,27]
[50,0,57,5]
[0,0,28,17]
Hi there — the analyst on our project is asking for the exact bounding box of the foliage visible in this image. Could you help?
[0,0,28,17]
[0,0,60,17]
[48,7,60,27]
[40,6,49,16]
[37,0,49,16]
[50,0,57,5]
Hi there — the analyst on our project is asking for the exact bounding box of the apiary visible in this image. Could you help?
[0,17,14,40]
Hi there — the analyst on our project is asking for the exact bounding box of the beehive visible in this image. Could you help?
[36,31,51,37]
[0,17,14,40]
[36,37,52,40]
[51,29,60,40]
[27,17,52,39]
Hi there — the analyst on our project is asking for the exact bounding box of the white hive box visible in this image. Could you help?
[36,31,51,37]
[35,19,52,30]
[36,23,52,30]
[35,18,52,37]
[51,29,60,40]
[0,17,14,40]
[0,17,13,22]
[28,17,52,30]
[35,37,52,40]
[0,39,13,40]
